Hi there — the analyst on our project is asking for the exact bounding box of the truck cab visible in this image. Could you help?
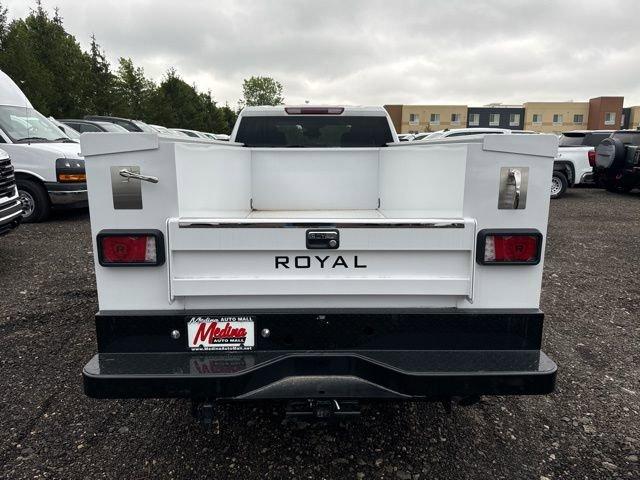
[0,69,86,222]
[81,105,558,424]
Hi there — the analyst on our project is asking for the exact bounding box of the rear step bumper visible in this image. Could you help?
[83,349,556,400]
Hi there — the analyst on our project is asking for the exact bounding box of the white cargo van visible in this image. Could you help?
[81,105,558,426]
[0,69,86,222]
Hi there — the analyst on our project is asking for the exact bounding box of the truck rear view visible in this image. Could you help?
[81,106,557,424]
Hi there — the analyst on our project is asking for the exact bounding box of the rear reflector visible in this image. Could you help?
[97,230,165,266]
[476,229,542,265]
[588,150,596,167]
[285,107,344,115]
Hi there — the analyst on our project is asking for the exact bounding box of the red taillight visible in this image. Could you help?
[285,107,344,115]
[588,150,596,167]
[97,230,165,266]
[477,230,542,265]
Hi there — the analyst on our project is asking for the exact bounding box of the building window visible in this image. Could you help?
[409,113,419,125]
[509,113,520,127]
[468,113,479,126]
[573,114,584,124]
[451,113,461,125]
[430,113,440,125]
[532,114,542,125]
[553,114,563,125]
[489,113,500,126]
[604,112,615,125]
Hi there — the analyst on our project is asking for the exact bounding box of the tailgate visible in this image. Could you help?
[167,217,476,299]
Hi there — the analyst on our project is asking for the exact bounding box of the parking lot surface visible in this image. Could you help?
[0,188,638,480]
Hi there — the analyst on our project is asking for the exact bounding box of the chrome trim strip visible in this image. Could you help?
[178,218,465,229]
[0,202,23,223]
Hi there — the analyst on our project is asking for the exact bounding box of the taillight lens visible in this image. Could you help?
[588,150,596,167]
[97,230,165,266]
[476,230,542,265]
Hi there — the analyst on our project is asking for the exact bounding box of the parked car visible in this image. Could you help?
[415,127,521,141]
[171,128,210,139]
[84,115,156,133]
[551,130,614,198]
[0,69,86,223]
[60,119,129,134]
[397,133,415,142]
[81,105,557,427]
[149,124,175,135]
[593,130,640,192]
[0,148,21,236]
[49,117,81,141]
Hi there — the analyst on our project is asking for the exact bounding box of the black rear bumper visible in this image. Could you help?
[83,309,557,400]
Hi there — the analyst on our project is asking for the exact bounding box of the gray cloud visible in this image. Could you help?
[4,0,640,106]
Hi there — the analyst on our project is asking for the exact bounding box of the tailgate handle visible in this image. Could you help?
[306,229,339,249]
[119,168,159,184]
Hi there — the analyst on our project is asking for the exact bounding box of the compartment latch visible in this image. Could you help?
[306,229,339,249]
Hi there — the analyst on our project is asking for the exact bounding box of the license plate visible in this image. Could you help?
[187,316,255,351]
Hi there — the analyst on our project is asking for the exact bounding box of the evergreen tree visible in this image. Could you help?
[87,34,115,115]
[112,57,155,119]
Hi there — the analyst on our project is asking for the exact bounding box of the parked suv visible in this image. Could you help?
[552,130,613,198]
[593,130,640,193]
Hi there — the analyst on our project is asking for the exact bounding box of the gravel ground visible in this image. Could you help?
[0,188,638,480]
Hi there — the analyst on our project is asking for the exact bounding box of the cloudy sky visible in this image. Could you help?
[4,0,640,106]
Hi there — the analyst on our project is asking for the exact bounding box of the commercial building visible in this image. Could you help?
[623,106,640,129]
[385,96,639,134]
[467,105,525,130]
[391,104,467,134]
[522,102,590,133]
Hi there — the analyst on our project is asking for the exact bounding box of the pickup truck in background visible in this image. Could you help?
[0,148,21,236]
[81,105,558,427]
[552,130,613,198]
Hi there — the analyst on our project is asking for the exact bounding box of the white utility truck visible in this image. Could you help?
[81,106,557,426]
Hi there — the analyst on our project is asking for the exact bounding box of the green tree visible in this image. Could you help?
[0,2,8,49]
[241,75,284,107]
[218,103,238,134]
[0,1,92,117]
[146,68,206,129]
[112,57,155,119]
[87,34,116,115]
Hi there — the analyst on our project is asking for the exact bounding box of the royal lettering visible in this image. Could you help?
[274,255,367,269]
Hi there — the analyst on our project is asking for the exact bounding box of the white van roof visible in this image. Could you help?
[0,69,33,108]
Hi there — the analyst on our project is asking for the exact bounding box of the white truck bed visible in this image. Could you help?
[81,132,556,311]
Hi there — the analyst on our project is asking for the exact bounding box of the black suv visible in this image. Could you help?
[593,130,640,193]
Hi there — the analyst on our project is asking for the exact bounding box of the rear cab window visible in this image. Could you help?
[235,115,394,147]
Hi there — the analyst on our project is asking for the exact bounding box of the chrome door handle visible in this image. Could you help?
[119,169,158,184]
[508,168,521,209]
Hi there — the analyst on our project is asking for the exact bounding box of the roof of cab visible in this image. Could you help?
[240,105,389,116]
[0,69,33,108]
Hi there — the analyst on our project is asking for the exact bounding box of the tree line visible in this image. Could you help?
[0,2,285,134]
